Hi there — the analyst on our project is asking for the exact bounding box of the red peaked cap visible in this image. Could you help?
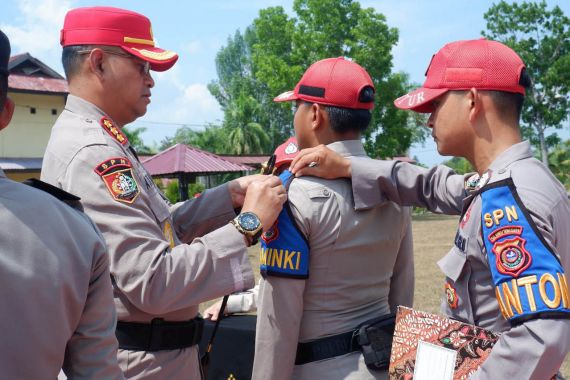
[60,6,178,72]
[394,38,526,113]
[273,137,299,169]
[274,57,375,110]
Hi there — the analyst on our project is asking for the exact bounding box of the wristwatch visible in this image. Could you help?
[231,211,263,246]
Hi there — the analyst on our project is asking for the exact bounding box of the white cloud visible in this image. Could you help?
[183,40,202,55]
[174,83,221,123]
[2,0,73,55]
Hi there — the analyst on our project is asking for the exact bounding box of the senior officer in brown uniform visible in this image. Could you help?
[0,30,123,379]
[41,7,285,379]
[290,39,570,379]
[252,57,414,379]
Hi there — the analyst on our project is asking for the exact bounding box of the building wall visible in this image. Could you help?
[5,171,39,182]
[0,91,65,158]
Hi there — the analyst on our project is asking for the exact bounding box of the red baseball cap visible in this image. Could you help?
[273,137,299,169]
[394,39,526,113]
[61,6,178,72]
[274,57,375,110]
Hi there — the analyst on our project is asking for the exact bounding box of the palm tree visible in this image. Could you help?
[223,92,270,154]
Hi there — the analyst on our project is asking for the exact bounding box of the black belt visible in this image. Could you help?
[295,330,360,365]
[116,317,204,351]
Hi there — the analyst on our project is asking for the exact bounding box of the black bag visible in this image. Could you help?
[198,315,256,380]
[355,313,396,370]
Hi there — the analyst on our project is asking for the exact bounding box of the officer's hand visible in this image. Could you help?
[228,174,266,208]
[203,300,227,321]
[241,176,287,231]
[289,144,351,179]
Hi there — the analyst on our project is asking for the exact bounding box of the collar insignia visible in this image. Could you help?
[465,170,492,193]
[100,116,128,146]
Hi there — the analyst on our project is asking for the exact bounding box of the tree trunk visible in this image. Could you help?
[538,124,549,167]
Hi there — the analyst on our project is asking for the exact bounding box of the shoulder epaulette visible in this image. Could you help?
[23,178,81,201]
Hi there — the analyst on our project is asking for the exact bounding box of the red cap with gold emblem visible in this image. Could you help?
[60,6,178,72]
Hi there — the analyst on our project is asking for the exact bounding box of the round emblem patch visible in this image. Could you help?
[284,142,298,155]
[445,282,458,309]
[492,236,532,277]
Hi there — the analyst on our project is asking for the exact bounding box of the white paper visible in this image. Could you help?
[413,340,456,380]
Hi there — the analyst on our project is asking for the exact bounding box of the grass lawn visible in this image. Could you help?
[201,213,569,377]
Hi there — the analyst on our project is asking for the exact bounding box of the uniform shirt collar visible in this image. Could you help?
[65,94,131,148]
[487,140,533,172]
[326,139,366,158]
[65,94,107,120]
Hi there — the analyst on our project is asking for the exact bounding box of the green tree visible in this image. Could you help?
[483,1,570,166]
[208,30,272,153]
[443,157,474,175]
[159,125,228,153]
[208,0,427,158]
[548,139,570,189]
[123,126,154,154]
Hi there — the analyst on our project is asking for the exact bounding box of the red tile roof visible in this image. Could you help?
[7,53,68,94]
[142,144,253,176]
[219,155,269,166]
[9,74,68,94]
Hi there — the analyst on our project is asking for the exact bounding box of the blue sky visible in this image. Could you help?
[2,0,569,165]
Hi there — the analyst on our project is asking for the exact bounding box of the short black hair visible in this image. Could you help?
[324,85,374,133]
[62,45,96,79]
[325,106,372,133]
[486,69,532,121]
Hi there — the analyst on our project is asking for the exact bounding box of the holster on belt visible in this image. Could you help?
[354,313,396,370]
[295,312,395,369]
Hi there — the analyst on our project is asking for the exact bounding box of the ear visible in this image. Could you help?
[310,103,326,131]
[467,88,482,123]
[0,97,15,131]
[87,49,106,80]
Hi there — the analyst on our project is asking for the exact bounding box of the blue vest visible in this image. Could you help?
[260,170,310,279]
[480,179,570,324]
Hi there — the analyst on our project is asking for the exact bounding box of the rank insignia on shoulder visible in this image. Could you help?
[100,116,128,146]
[481,179,570,323]
[94,157,140,204]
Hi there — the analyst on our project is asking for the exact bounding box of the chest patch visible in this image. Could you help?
[94,157,140,204]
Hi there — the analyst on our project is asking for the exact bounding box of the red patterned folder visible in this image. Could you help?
[389,306,500,380]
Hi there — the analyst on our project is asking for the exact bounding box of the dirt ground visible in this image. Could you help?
[201,213,569,377]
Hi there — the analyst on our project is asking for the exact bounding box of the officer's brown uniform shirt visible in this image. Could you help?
[350,141,570,379]
[41,95,255,379]
[252,140,414,380]
[0,169,123,379]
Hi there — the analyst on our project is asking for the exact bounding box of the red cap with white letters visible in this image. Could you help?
[394,39,526,113]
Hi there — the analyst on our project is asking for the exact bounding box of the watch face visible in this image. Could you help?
[238,212,261,232]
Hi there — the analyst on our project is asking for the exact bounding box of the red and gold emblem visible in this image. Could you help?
[261,220,279,244]
[100,116,128,146]
[94,157,139,204]
[445,282,459,309]
[492,236,532,278]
